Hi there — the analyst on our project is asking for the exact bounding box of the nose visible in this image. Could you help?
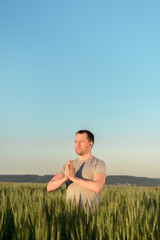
[76,141,81,147]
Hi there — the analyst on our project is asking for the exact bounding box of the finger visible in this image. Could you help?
[70,161,73,166]
[66,160,71,166]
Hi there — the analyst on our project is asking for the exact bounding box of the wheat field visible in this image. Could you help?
[0,183,159,240]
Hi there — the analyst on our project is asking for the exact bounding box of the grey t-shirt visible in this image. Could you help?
[58,156,107,209]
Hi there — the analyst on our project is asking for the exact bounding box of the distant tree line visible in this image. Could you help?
[0,175,160,186]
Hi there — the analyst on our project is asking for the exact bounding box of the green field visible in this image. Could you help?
[0,183,159,240]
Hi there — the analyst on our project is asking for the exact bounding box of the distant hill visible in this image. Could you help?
[0,175,53,183]
[107,175,160,187]
[0,175,160,187]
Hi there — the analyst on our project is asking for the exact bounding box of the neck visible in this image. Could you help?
[78,152,92,160]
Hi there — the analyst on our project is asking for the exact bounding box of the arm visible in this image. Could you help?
[68,160,106,193]
[47,160,71,192]
[47,173,68,192]
[70,173,106,193]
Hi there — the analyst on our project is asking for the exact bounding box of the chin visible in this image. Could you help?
[76,150,83,155]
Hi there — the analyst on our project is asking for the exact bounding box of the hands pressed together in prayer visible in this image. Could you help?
[65,160,76,180]
[48,158,106,193]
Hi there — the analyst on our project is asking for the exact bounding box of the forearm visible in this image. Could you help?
[47,176,68,192]
[70,176,103,193]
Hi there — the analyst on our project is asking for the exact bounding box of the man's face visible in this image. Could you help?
[74,133,93,156]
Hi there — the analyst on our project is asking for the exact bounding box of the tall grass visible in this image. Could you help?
[0,183,159,240]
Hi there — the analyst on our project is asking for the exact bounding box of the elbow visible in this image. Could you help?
[95,190,100,193]
[47,181,57,192]
[47,183,51,192]
[95,186,102,193]
[95,184,105,193]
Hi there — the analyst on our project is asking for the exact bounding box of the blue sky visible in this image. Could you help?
[0,1,160,177]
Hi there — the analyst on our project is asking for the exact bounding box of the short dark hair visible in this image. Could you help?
[76,130,94,144]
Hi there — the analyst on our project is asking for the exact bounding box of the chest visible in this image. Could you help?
[73,161,95,180]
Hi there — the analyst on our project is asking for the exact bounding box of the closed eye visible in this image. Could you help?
[75,140,84,143]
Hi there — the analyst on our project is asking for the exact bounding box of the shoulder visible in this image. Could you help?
[72,158,79,167]
[92,156,106,165]
[72,158,78,162]
[92,156,107,175]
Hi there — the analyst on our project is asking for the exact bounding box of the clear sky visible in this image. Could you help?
[0,1,160,178]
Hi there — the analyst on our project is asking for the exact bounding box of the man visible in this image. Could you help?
[47,130,107,209]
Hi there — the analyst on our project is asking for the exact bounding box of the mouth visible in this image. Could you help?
[76,147,82,150]
[75,147,82,152]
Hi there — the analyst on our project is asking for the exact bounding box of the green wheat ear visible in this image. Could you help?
[0,183,159,240]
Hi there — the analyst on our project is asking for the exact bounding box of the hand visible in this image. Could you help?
[65,163,69,179]
[65,160,72,179]
[68,160,76,179]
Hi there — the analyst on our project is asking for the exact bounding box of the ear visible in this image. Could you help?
[90,141,93,148]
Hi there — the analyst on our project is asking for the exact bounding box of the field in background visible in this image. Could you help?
[0,183,159,240]
[1,175,160,186]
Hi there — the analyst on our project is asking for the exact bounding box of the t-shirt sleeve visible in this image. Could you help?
[94,160,107,175]
[58,163,66,177]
